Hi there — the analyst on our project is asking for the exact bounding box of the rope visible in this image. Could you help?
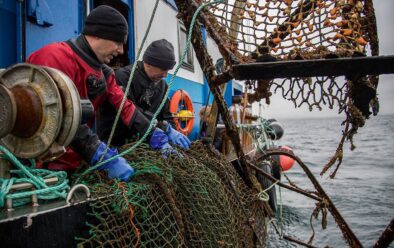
[257,179,279,202]
[117,181,141,248]
[0,146,69,208]
[234,117,275,152]
[278,180,284,238]
[80,0,225,180]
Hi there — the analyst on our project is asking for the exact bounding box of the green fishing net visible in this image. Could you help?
[75,142,267,247]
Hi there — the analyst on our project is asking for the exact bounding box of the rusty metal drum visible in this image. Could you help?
[0,63,80,159]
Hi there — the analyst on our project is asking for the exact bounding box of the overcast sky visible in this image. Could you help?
[254,0,394,119]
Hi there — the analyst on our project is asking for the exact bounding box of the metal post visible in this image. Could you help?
[0,156,11,179]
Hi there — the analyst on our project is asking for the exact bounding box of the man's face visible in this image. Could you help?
[144,63,169,83]
[94,38,124,64]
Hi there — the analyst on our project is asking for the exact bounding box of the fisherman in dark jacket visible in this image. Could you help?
[27,6,177,181]
[97,39,190,150]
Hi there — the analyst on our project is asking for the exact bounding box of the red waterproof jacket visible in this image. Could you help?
[27,36,149,170]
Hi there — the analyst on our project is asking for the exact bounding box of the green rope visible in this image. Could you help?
[0,146,69,208]
[103,0,161,154]
[131,166,163,178]
[80,0,224,181]
[0,178,14,207]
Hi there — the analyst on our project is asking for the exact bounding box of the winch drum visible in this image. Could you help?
[0,63,81,160]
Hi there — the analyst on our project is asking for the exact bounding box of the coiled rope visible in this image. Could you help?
[0,146,69,208]
[257,180,279,202]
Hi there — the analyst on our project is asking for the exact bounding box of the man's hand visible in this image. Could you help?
[150,128,182,158]
[165,125,191,149]
[91,142,135,181]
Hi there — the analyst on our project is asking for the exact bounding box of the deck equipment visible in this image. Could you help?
[0,63,81,161]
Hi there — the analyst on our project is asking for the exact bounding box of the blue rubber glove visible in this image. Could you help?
[150,128,182,158]
[165,125,191,149]
[91,142,135,181]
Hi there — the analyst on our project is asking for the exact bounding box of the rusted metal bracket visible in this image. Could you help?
[232,56,394,80]
[364,0,379,56]
[373,218,394,248]
[254,149,363,248]
[247,161,321,202]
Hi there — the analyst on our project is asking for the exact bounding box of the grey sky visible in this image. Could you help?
[254,0,394,119]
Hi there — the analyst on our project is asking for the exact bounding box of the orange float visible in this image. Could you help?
[279,145,295,171]
[169,90,194,136]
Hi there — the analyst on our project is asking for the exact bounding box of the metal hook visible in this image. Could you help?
[66,184,91,205]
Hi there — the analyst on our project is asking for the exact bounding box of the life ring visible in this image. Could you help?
[169,89,194,135]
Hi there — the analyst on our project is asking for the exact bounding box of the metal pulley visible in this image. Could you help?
[0,63,82,160]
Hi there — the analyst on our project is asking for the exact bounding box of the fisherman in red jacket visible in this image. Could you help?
[27,5,177,181]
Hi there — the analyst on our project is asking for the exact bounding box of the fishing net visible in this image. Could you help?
[208,0,373,57]
[75,142,267,247]
[198,0,378,115]
[176,0,379,176]
[72,1,382,246]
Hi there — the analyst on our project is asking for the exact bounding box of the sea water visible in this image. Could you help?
[266,114,394,247]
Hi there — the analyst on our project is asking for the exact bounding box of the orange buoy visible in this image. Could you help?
[169,89,194,136]
[279,145,295,171]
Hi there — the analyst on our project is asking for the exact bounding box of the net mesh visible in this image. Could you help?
[76,142,267,247]
[189,0,379,176]
[204,0,373,59]
[194,0,378,116]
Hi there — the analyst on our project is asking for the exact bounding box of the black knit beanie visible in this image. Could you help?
[83,5,128,43]
[143,39,176,70]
